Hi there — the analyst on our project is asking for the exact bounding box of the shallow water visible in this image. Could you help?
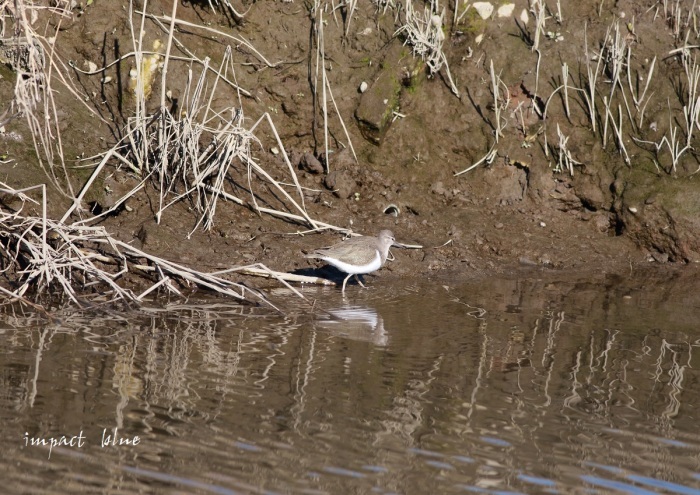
[2,271,700,494]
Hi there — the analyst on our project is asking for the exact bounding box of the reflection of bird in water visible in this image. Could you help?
[318,306,388,346]
[305,230,396,292]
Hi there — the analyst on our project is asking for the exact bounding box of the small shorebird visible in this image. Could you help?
[305,230,396,292]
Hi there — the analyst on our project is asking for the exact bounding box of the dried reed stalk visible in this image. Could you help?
[0,182,280,310]
[396,0,459,97]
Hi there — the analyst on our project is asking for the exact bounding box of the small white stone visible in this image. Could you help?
[473,1,494,20]
[86,61,97,73]
[102,76,113,84]
[519,8,529,25]
[539,221,546,227]
[270,146,280,155]
[496,3,515,17]
[475,34,484,45]
[628,206,638,214]
[359,81,368,93]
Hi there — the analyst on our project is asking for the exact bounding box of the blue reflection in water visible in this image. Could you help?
[517,473,557,487]
[408,447,445,457]
[424,459,455,470]
[233,441,262,452]
[656,438,690,448]
[121,465,248,495]
[362,464,389,473]
[480,436,512,447]
[455,485,527,495]
[580,475,661,495]
[321,465,367,478]
[626,475,700,495]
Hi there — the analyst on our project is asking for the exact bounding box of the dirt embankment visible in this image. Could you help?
[2,0,700,296]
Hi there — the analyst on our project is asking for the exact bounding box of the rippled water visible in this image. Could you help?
[2,270,700,494]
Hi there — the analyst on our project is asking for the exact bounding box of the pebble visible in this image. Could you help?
[651,251,669,263]
[473,1,494,19]
[300,152,324,174]
[496,3,515,17]
[324,170,356,199]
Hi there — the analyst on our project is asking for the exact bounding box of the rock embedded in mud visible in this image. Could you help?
[324,170,356,199]
[355,41,423,145]
[320,148,356,172]
[431,181,447,197]
[300,152,324,174]
[289,150,302,169]
[593,213,612,233]
[651,251,669,263]
[479,164,526,204]
[281,100,299,117]
[473,2,494,19]
[355,72,400,145]
[615,169,700,262]
[572,167,614,211]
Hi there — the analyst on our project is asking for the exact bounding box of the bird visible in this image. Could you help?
[304,230,396,292]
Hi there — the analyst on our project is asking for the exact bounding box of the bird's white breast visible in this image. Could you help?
[321,250,382,275]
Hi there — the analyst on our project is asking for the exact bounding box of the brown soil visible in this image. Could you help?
[3,0,700,296]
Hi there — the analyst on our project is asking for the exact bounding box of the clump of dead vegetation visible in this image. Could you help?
[453,0,700,178]
[0,0,348,311]
[0,181,317,311]
[4,0,700,310]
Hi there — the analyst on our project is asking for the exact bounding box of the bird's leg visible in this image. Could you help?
[341,273,352,292]
[354,274,367,288]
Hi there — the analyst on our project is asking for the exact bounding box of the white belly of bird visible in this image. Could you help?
[321,250,382,275]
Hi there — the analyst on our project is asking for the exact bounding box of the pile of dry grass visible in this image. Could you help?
[0,1,351,311]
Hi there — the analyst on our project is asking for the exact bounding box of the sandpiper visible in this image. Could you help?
[305,230,396,292]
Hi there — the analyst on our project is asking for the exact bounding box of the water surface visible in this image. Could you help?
[2,270,700,494]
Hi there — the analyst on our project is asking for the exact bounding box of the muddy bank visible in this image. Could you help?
[2,0,700,301]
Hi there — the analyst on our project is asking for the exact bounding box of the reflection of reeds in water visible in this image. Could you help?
[4,280,696,436]
[470,305,696,433]
[3,281,700,491]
